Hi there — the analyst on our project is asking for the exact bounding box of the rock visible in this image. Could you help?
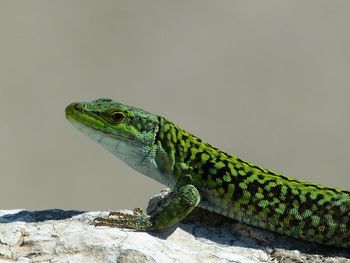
[0,209,348,262]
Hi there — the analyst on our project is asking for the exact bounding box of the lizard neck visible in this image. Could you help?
[154,117,220,189]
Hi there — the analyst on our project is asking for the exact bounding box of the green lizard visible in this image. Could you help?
[65,98,350,249]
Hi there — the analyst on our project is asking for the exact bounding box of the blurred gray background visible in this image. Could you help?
[1,1,349,210]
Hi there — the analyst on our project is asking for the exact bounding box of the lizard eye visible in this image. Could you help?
[110,111,125,123]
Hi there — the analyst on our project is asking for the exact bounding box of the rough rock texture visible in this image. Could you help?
[0,209,349,263]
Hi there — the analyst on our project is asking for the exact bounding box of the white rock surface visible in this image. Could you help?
[0,209,348,263]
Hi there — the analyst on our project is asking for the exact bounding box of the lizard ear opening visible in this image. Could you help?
[110,111,125,123]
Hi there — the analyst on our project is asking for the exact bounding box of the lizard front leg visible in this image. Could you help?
[94,184,200,231]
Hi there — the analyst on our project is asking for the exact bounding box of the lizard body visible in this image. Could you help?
[65,98,350,248]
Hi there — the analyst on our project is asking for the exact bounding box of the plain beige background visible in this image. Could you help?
[0,1,349,211]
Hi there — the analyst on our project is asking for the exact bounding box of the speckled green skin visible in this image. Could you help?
[66,99,350,249]
[158,118,350,248]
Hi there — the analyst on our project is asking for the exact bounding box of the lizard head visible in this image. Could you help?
[65,98,160,175]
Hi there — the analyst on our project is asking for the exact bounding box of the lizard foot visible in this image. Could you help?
[94,185,200,231]
[93,208,152,230]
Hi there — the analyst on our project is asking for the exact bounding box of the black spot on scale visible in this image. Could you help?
[201,160,214,175]
[247,182,259,193]
[298,197,314,211]
[199,162,212,181]
[231,186,243,201]
[224,171,247,201]
[302,192,320,209]
[183,151,192,165]
[192,136,202,142]
[223,159,231,168]
[154,116,164,143]
[174,141,183,157]
[212,166,230,180]
[221,181,230,192]
[245,170,253,177]
[290,217,303,228]
[272,202,280,210]
[270,184,282,198]
[253,201,264,213]
[330,206,344,221]
[193,151,203,164]
[315,193,324,203]
[257,174,265,181]
[261,188,274,202]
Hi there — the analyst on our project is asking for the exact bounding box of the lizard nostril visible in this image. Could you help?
[73,104,82,111]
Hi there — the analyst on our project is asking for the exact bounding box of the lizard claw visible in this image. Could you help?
[93,209,147,229]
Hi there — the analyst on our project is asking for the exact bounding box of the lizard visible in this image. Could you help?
[65,98,350,249]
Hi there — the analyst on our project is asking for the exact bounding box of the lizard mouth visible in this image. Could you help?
[65,102,81,121]
[65,102,86,120]
[65,102,147,148]
[65,102,106,130]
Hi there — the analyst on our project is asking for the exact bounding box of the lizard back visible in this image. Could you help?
[156,117,350,248]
